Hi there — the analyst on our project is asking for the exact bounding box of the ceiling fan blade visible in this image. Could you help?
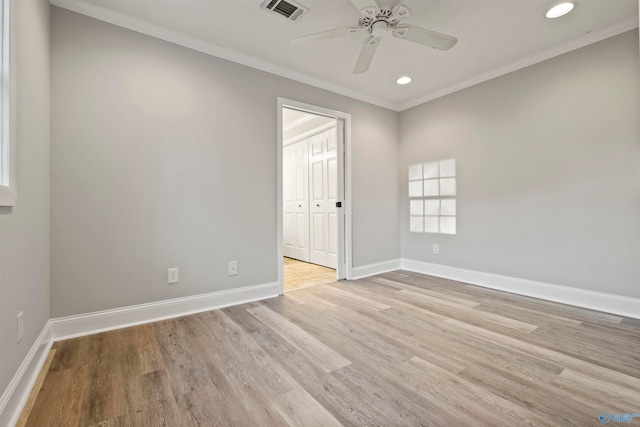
[291,26,363,45]
[349,0,379,12]
[353,36,380,74]
[392,24,458,51]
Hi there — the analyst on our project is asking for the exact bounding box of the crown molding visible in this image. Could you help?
[49,0,399,111]
[50,0,638,112]
[397,15,639,111]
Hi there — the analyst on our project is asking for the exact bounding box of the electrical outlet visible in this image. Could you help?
[433,244,439,255]
[228,261,238,276]
[168,268,179,284]
[17,311,23,343]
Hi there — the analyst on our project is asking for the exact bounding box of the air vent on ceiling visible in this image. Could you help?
[261,0,309,22]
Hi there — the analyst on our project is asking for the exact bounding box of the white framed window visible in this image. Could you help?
[409,158,456,234]
[0,0,16,206]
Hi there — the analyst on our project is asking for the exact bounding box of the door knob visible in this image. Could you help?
[298,204,302,208]
[316,204,320,207]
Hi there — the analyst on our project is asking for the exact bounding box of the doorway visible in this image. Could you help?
[283,257,336,292]
[282,108,336,291]
[277,98,352,294]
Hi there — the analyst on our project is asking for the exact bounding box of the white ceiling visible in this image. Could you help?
[283,107,335,143]
[52,0,638,111]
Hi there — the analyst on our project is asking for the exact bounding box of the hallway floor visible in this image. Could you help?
[284,257,336,292]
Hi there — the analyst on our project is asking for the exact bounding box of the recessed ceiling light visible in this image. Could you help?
[545,2,575,18]
[396,76,412,85]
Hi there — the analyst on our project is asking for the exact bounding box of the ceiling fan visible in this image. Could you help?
[291,0,457,74]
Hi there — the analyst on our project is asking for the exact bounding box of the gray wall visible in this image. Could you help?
[50,8,400,317]
[400,30,640,298]
[0,0,50,395]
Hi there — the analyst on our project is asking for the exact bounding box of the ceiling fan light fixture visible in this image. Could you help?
[396,76,412,85]
[545,2,575,18]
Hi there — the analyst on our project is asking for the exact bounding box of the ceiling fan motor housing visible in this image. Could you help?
[360,5,409,29]
[370,20,389,36]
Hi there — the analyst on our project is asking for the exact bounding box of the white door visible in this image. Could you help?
[283,140,310,262]
[309,128,338,269]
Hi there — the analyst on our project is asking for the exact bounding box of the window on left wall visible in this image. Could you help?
[0,0,16,207]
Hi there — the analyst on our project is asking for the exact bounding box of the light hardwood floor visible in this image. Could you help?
[283,257,336,292]
[20,271,640,426]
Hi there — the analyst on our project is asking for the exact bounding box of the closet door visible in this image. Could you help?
[309,129,338,269]
[283,139,310,262]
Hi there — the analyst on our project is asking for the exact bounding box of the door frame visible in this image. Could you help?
[277,98,353,294]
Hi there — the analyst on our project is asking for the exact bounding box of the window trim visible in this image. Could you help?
[409,159,457,235]
[0,0,16,207]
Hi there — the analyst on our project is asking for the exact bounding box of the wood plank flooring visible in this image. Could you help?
[284,257,336,292]
[21,270,640,426]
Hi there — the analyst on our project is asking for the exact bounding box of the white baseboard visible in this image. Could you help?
[2,266,636,426]
[0,281,280,425]
[0,321,53,427]
[51,281,280,340]
[351,258,401,280]
[401,259,640,319]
